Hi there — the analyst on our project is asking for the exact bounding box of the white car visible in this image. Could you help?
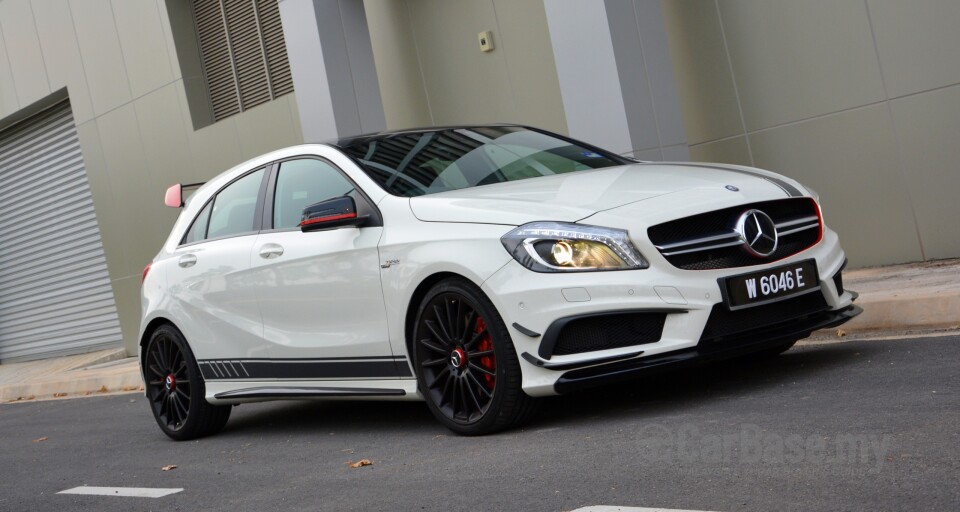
[140,125,860,439]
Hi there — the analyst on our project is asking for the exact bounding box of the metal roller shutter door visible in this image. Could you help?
[0,101,123,363]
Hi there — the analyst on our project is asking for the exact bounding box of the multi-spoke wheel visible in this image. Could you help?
[413,278,537,435]
[144,325,230,441]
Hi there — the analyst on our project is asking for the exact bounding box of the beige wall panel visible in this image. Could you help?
[0,23,20,116]
[111,0,174,99]
[406,0,515,125]
[867,0,960,98]
[31,0,95,123]
[363,0,431,129]
[750,105,922,267]
[718,0,885,131]
[689,136,752,167]
[110,275,140,353]
[492,0,567,134]
[287,91,302,139]
[234,94,302,160]
[155,0,181,81]
[75,119,130,280]
[175,83,243,180]
[70,0,132,115]
[633,148,662,161]
[96,103,168,275]
[133,83,194,210]
[0,0,50,105]
[660,0,741,144]
[890,85,960,260]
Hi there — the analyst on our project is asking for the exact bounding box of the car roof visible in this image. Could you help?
[325,123,528,147]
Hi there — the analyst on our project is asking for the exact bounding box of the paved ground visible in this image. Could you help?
[1,335,957,512]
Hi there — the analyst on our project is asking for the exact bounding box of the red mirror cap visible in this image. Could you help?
[164,184,183,208]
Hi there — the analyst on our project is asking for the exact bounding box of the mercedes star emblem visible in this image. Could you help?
[735,209,778,257]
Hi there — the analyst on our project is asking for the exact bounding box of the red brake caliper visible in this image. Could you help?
[475,317,496,390]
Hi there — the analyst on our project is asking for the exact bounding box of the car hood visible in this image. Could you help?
[408,162,806,225]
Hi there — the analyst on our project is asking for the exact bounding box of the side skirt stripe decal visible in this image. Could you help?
[198,358,413,380]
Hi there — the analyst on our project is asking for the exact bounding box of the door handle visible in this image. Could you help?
[258,243,284,259]
[178,254,197,268]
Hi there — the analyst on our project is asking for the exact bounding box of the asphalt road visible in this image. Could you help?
[1,335,958,512]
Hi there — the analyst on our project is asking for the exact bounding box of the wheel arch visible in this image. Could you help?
[139,317,180,367]
[403,271,475,360]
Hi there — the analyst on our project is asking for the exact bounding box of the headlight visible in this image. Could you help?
[501,222,648,272]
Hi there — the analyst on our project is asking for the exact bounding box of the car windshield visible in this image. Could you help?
[336,126,627,197]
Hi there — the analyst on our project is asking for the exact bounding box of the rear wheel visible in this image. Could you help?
[144,325,230,440]
[412,278,537,435]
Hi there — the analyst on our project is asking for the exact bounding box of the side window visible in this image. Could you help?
[206,168,266,240]
[183,201,213,244]
[273,159,355,229]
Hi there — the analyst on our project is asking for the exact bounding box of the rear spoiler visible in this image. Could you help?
[164,182,205,208]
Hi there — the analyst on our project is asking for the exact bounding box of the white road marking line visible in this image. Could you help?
[57,486,183,498]
[572,507,718,512]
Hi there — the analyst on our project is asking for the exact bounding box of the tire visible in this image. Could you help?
[144,324,231,441]
[412,278,538,435]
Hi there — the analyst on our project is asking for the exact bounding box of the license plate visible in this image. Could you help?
[722,259,820,310]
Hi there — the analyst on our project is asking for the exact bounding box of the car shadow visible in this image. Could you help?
[218,342,872,437]
[532,342,871,429]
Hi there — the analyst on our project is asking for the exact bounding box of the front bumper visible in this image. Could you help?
[553,302,861,394]
[481,227,854,396]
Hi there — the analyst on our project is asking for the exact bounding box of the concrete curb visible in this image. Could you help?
[842,293,960,333]
[835,258,960,334]
[1,350,142,403]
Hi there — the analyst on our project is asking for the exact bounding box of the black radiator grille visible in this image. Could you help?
[648,198,821,271]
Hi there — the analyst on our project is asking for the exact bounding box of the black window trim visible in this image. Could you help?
[259,154,383,234]
[177,166,270,248]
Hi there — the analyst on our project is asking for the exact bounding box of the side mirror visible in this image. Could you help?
[164,182,203,208]
[300,196,367,232]
[164,183,183,208]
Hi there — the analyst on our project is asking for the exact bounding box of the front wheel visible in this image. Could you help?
[144,325,231,440]
[412,278,537,435]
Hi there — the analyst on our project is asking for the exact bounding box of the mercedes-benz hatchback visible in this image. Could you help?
[140,125,860,439]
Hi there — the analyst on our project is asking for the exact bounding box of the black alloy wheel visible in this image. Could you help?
[413,278,537,435]
[144,325,230,440]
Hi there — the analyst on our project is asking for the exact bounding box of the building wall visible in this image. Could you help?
[662,0,960,267]
[0,0,304,354]
[364,0,567,135]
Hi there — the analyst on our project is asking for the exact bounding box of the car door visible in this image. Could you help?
[249,157,400,380]
[167,167,268,362]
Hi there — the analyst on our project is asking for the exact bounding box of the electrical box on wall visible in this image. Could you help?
[478,31,494,52]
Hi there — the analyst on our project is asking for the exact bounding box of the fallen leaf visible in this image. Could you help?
[836,329,847,338]
[33,437,48,443]
[161,464,178,471]
[53,393,67,398]
[121,386,139,392]
[347,459,372,468]
[97,385,109,393]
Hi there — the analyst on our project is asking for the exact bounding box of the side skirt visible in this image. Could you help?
[214,386,405,400]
